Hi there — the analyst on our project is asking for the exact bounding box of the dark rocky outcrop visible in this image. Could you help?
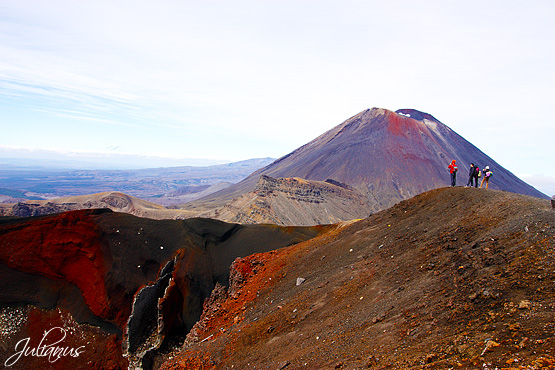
[9,201,73,217]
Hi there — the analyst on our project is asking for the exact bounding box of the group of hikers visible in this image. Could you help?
[448,160,493,188]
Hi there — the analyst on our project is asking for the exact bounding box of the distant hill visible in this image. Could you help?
[0,191,197,219]
[0,177,373,224]
[186,108,547,215]
[201,175,371,226]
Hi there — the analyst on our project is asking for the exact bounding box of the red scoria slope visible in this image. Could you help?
[0,209,116,321]
[161,187,555,370]
[0,209,127,370]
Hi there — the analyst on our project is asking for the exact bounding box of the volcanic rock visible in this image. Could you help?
[161,187,555,369]
[202,175,372,226]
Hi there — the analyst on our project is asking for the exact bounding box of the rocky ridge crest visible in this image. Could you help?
[202,175,371,226]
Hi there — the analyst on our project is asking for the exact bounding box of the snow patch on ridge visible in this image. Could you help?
[423,118,438,133]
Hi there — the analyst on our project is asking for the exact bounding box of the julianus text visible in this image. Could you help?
[4,326,86,367]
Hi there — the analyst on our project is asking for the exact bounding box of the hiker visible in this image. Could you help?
[480,166,493,189]
[472,164,480,188]
[448,160,458,187]
[466,163,478,187]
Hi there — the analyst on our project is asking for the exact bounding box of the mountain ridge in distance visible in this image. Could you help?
[0,157,275,202]
[0,191,199,219]
[201,175,372,225]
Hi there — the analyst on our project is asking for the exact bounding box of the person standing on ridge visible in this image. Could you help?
[466,163,476,187]
[480,166,493,189]
[472,164,480,188]
[448,160,458,187]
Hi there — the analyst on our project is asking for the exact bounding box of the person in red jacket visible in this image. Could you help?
[448,160,458,187]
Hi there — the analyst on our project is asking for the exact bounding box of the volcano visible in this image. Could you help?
[187,108,546,215]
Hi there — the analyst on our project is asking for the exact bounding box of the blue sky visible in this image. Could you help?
[0,0,554,194]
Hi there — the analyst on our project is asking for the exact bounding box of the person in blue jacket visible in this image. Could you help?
[466,163,477,187]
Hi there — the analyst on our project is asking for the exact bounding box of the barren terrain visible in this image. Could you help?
[161,187,555,369]
[203,176,372,226]
[0,191,198,219]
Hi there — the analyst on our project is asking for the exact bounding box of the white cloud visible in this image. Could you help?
[521,175,555,197]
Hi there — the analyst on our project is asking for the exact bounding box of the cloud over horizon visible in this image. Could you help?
[1,1,554,189]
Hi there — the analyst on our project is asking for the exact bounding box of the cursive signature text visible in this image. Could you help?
[5,326,86,367]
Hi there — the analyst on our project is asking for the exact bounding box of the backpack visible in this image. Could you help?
[477,169,481,177]
[485,171,492,178]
